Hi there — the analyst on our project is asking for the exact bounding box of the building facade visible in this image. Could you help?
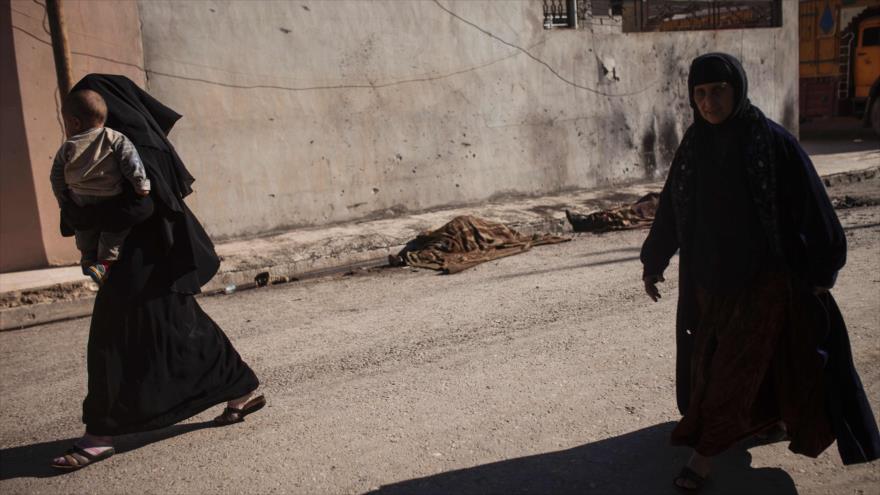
[1,0,798,272]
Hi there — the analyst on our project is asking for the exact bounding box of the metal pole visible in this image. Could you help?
[46,0,73,96]
[567,0,578,28]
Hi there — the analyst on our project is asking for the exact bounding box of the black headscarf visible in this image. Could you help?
[63,74,219,294]
[687,53,753,127]
[681,54,775,293]
[71,74,195,212]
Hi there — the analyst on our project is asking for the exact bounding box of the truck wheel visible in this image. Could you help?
[872,97,880,137]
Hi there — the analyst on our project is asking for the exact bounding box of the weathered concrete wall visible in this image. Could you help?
[3,0,798,271]
[2,0,145,271]
[1,2,46,271]
[138,0,798,242]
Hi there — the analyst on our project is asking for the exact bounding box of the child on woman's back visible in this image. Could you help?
[50,89,150,284]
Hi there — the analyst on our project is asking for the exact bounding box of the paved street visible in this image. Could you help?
[1,186,878,494]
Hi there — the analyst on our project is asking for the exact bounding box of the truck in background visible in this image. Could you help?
[800,1,880,135]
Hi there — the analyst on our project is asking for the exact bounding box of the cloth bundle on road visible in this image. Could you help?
[565,192,660,233]
[390,215,568,274]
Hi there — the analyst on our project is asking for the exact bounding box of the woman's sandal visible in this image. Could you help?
[755,422,789,443]
[674,466,707,493]
[213,394,266,426]
[50,445,116,471]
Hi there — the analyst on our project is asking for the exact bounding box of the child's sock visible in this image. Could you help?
[86,261,111,286]
[80,252,97,276]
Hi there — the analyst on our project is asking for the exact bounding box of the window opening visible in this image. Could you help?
[622,0,783,32]
[862,26,880,47]
[544,0,625,29]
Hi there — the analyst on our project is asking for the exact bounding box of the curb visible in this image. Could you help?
[0,249,399,332]
[0,296,97,331]
[822,165,879,187]
[0,215,572,331]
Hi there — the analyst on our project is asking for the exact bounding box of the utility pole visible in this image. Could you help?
[46,0,73,96]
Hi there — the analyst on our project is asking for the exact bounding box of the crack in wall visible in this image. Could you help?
[15,2,658,99]
[11,24,146,74]
[13,2,65,143]
[143,43,539,92]
[30,0,50,36]
[432,0,658,98]
[11,18,547,94]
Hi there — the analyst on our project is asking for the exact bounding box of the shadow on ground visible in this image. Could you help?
[490,247,648,281]
[366,422,797,495]
[802,138,880,156]
[0,421,213,480]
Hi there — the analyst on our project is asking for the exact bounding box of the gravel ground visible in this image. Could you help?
[0,186,878,494]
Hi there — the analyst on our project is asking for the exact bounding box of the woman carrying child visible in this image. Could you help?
[50,75,266,471]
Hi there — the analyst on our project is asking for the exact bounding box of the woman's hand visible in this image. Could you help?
[644,274,665,302]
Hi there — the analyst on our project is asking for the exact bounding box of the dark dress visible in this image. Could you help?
[640,54,879,464]
[63,75,259,436]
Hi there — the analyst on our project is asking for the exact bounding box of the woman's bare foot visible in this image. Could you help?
[675,451,711,491]
[227,392,253,410]
[51,433,114,467]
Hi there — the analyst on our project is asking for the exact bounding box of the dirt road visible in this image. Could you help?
[1,184,878,494]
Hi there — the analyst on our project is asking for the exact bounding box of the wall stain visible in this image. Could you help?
[641,128,657,179]
[658,117,679,166]
[781,86,797,132]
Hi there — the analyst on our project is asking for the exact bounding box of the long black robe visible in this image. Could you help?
[63,75,259,436]
[640,53,879,465]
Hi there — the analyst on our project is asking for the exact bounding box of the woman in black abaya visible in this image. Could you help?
[641,53,879,492]
[51,75,265,470]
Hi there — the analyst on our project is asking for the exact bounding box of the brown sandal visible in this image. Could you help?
[50,445,115,471]
[213,394,266,426]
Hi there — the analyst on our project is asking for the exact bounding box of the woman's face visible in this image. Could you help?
[693,82,735,124]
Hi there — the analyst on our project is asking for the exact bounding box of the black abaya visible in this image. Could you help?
[640,53,879,465]
[63,75,259,436]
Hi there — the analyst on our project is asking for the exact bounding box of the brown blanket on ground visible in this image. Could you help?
[565,192,660,233]
[389,215,569,274]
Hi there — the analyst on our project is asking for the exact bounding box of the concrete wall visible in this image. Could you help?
[137,0,798,242]
[1,0,145,272]
[2,0,798,270]
[1,2,46,271]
